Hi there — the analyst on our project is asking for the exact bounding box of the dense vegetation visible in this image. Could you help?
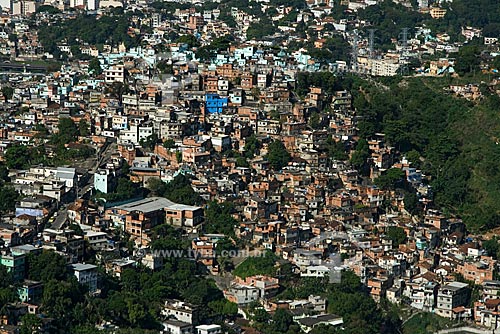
[4,118,94,170]
[233,251,278,279]
[252,272,401,334]
[335,74,500,231]
[355,0,500,50]
[147,174,203,205]
[402,312,453,334]
[204,201,238,237]
[21,233,237,333]
[38,13,140,60]
[0,171,18,213]
[266,140,291,170]
[296,70,500,231]
[386,226,407,247]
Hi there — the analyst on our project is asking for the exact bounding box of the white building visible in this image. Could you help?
[162,300,199,325]
[84,231,108,249]
[11,0,37,15]
[56,167,77,189]
[369,59,400,76]
[435,281,470,319]
[301,265,330,278]
[105,64,126,83]
[94,169,114,194]
[163,320,193,334]
[71,263,98,293]
[195,325,221,334]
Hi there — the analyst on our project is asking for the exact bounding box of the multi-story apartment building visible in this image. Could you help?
[162,299,199,325]
[0,251,26,281]
[71,263,98,293]
[436,281,470,319]
[105,64,126,83]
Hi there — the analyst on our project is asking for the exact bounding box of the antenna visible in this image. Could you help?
[368,29,376,59]
[399,28,410,75]
[350,30,359,73]
[400,27,409,55]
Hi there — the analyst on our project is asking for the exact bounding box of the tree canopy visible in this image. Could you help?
[147,174,202,205]
[233,250,278,279]
[38,14,140,59]
[266,140,291,170]
[374,168,406,190]
[386,226,407,248]
[337,75,500,231]
[204,201,237,236]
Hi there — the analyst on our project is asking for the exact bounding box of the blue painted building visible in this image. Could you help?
[205,93,228,113]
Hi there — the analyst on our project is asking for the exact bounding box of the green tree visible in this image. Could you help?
[308,112,321,129]
[403,191,419,216]
[247,18,276,40]
[252,308,270,323]
[482,237,500,259]
[53,118,79,145]
[0,185,18,213]
[163,139,176,149]
[406,149,421,168]
[147,177,167,197]
[374,168,406,190]
[326,271,383,334]
[19,314,43,334]
[41,279,84,326]
[402,312,453,334]
[139,133,159,151]
[235,156,250,168]
[233,251,277,279]
[244,135,260,159]
[386,226,407,248]
[326,137,349,161]
[105,81,130,105]
[156,60,173,74]
[271,308,293,333]
[219,12,237,27]
[78,119,90,137]
[266,140,291,170]
[4,144,30,169]
[88,57,102,75]
[148,174,202,205]
[115,178,136,197]
[350,139,370,175]
[27,251,69,282]
[205,202,237,236]
[1,86,13,101]
[454,45,481,76]
[0,163,9,183]
[175,34,200,48]
[34,124,49,138]
[0,265,13,288]
[208,299,238,317]
[310,324,342,334]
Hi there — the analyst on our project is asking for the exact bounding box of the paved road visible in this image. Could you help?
[0,62,47,72]
[79,139,116,197]
[49,139,117,228]
[435,327,493,334]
